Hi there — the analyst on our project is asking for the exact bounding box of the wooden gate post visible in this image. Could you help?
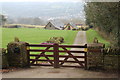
[53,43,59,68]
[84,44,87,70]
[26,43,30,67]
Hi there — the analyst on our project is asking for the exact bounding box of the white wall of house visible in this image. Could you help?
[45,22,59,30]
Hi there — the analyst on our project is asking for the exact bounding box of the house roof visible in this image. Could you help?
[49,20,64,30]
[66,23,78,29]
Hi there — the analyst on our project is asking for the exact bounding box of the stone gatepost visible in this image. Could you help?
[87,43,105,69]
[7,40,29,68]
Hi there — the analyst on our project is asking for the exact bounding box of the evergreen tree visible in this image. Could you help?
[84,2,119,47]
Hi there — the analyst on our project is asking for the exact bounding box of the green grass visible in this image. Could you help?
[86,29,110,47]
[2,28,78,48]
[2,28,78,60]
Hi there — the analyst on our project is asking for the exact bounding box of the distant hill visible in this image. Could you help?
[1,2,85,20]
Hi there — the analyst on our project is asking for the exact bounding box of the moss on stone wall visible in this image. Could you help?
[0,48,9,69]
[87,44,119,71]
[103,55,119,71]
[87,52,103,68]
[7,42,29,68]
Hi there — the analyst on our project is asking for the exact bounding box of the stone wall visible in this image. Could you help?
[103,48,120,71]
[87,43,105,69]
[87,43,119,71]
[7,41,29,68]
[87,52,104,69]
[0,48,9,69]
[104,55,119,70]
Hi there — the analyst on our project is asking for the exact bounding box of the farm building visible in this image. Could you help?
[44,21,64,30]
[64,23,78,30]
[76,24,83,28]
[4,25,22,28]
[76,24,83,26]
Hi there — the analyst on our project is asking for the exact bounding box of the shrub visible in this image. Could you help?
[72,28,76,31]
[46,37,64,44]
[81,27,89,31]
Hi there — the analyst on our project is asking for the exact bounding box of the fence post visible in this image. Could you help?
[84,44,87,70]
[26,43,30,67]
[53,43,59,68]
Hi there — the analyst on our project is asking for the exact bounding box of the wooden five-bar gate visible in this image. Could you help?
[26,43,87,69]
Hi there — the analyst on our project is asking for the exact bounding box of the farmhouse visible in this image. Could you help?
[64,23,78,30]
[44,21,64,30]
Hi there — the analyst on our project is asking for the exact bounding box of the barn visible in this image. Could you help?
[64,23,78,30]
[44,21,64,30]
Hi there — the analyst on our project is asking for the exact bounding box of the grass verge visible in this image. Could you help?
[86,29,110,47]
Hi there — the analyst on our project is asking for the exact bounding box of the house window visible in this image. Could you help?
[50,25,51,27]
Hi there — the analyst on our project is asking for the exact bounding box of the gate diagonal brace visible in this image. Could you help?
[31,46,53,65]
[60,47,84,67]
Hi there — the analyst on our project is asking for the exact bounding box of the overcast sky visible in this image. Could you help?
[0,0,84,2]
[0,0,118,2]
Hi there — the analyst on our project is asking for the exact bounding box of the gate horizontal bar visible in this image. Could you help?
[27,44,87,48]
[31,64,52,66]
[29,49,54,52]
[30,59,85,63]
[30,54,85,58]
[28,49,86,53]
[61,65,84,68]
[27,44,54,47]
[59,45,87,48]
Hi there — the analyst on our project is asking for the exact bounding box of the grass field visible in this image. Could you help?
[2,28,78,48]
[86,29,110,47]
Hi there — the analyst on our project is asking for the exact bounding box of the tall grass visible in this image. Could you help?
[86,29,110,47]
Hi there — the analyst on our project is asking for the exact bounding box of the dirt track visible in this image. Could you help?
[2,66,118,78]
[2,31,118,78]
